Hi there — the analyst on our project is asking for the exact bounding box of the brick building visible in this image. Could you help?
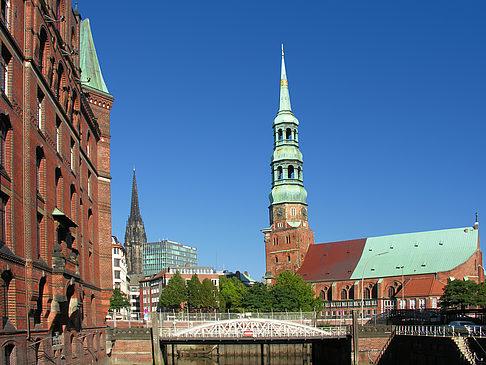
[0,1,113,363]
[140,266,223,313]
[263,47,484,320]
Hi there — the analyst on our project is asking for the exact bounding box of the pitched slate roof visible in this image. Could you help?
[80,19,109,93]
[299,227,478,282]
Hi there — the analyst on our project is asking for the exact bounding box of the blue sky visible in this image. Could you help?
[79,1,486,280]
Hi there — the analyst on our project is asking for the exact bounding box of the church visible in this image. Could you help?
[262,47,483,321]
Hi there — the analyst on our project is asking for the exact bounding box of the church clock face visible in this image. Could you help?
[301,207,307,220]
[274,207,284,220]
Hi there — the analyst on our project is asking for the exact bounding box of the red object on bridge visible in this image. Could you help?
[244,331,253,337]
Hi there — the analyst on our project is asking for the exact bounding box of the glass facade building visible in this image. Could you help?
[142,240,197,275]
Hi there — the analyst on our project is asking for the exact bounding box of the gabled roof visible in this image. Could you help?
[297,239,366,282]
[298,226,479,282]
[80,19,109,94]
[350,227,478,280]
[396,277,445,297]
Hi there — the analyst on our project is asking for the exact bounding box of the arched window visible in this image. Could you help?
[327,288,333,301]
[277,166,282,180]
[278,129,283,140]
[35,147,44,196]
[1,269,12,328]
[55,63,64,99]
[34,276,46,326]
[0,45,11,96]
[4,343,15,364]
[88,209,93,242]
[288,165,294,179]
[297,167,301,180]
[286,128,292,139]
[388,286,395,298]
[70,184,76,220]
[275,256,278,263]
[287,255,290,261]
[320,290,326,301]
[341,289,347,300]
[55,168,62,209]
[0,114,11,171]
[38,27,47,71]
[364,287,371,299]
[293,130,297,140]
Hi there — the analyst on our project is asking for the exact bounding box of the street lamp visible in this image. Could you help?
[361,251,388,326]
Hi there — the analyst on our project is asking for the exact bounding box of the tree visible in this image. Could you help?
[158,271,186,311]
[270,271,323,312]
[110,288,130,312]
[242,283,273,312]
[219,276,247,312]
[187,274,203,310]
[200,278,220,311]
[477,282,486,308]
[440,279,478,310]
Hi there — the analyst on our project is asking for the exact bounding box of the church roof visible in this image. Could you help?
[298,226,479,282]
[80,19,109,94]
[395,277,445,297]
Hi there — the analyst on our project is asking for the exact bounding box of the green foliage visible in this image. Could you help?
[158,271,187,311]
[270,271,323,312]
[242,283,273,312]
[219,276,247,312]
[110,288,130,311]
[200,278,220,311]
[440,279,479,309]
[187,274,203,309]
[477,282,486,308]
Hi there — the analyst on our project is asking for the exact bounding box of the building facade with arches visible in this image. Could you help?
[0,0,113,363]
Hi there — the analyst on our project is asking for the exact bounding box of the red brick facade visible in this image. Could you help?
[264,203,314,280]
[0,1,112,363]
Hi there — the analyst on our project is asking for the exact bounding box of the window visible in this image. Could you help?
[278,129,283,140]
[55,63,63,99]
[114,259,120,267]
[87,170,91,197]
[409,299,416,309]
[55,0,62,31]
[290,207,296,217]
[70,138,75,169]
[431,298,437,309]
[1,0,10,28]
[114,271,120,279]
[0,122,7,170]
[56,117,61,152]
[0,45,11,96]
[287,255,290,261]
[419,299,426,309]
[0,194,6,244]
[36,214,42,259]
[286,128,292,139]
[54,168,62,208]
[364,287,371,299]
[38,28,47,72]
[35,149,44,196]
[37,88,44,129]
[86,133,90,157]
[388,286,395,298]
[275,256,278,263]
[341,289,348,300]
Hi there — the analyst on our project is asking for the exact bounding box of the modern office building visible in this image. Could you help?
[143,240,197,275]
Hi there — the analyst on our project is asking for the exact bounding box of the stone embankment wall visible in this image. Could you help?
[106,327,155,365]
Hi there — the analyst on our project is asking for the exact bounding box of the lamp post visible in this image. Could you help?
[361,252,388,326]
[396,265,404,309]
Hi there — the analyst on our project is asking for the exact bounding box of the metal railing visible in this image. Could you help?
[396,325,486,338]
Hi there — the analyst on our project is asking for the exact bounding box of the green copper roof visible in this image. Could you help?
[80,19,109,93]
[272,145,303,163]
[269,185,307,205]
[349,227,479,280]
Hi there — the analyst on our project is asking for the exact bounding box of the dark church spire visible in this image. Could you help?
[125,168,146,275]
[130,168,142,222]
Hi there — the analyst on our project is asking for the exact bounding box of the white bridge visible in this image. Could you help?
[160,318,349,341]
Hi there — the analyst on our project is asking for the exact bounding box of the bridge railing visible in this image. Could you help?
[158,311,317,324]
[396,325,486,338]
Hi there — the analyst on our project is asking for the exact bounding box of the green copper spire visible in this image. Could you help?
[269,46,307,205]
[80,19,109,94]
[279,44,291,112]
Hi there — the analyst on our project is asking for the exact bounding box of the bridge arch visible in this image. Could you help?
[172,318,336,339]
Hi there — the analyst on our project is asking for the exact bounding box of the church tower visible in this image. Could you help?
[125,169,147,275]
[263,46,314,281]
